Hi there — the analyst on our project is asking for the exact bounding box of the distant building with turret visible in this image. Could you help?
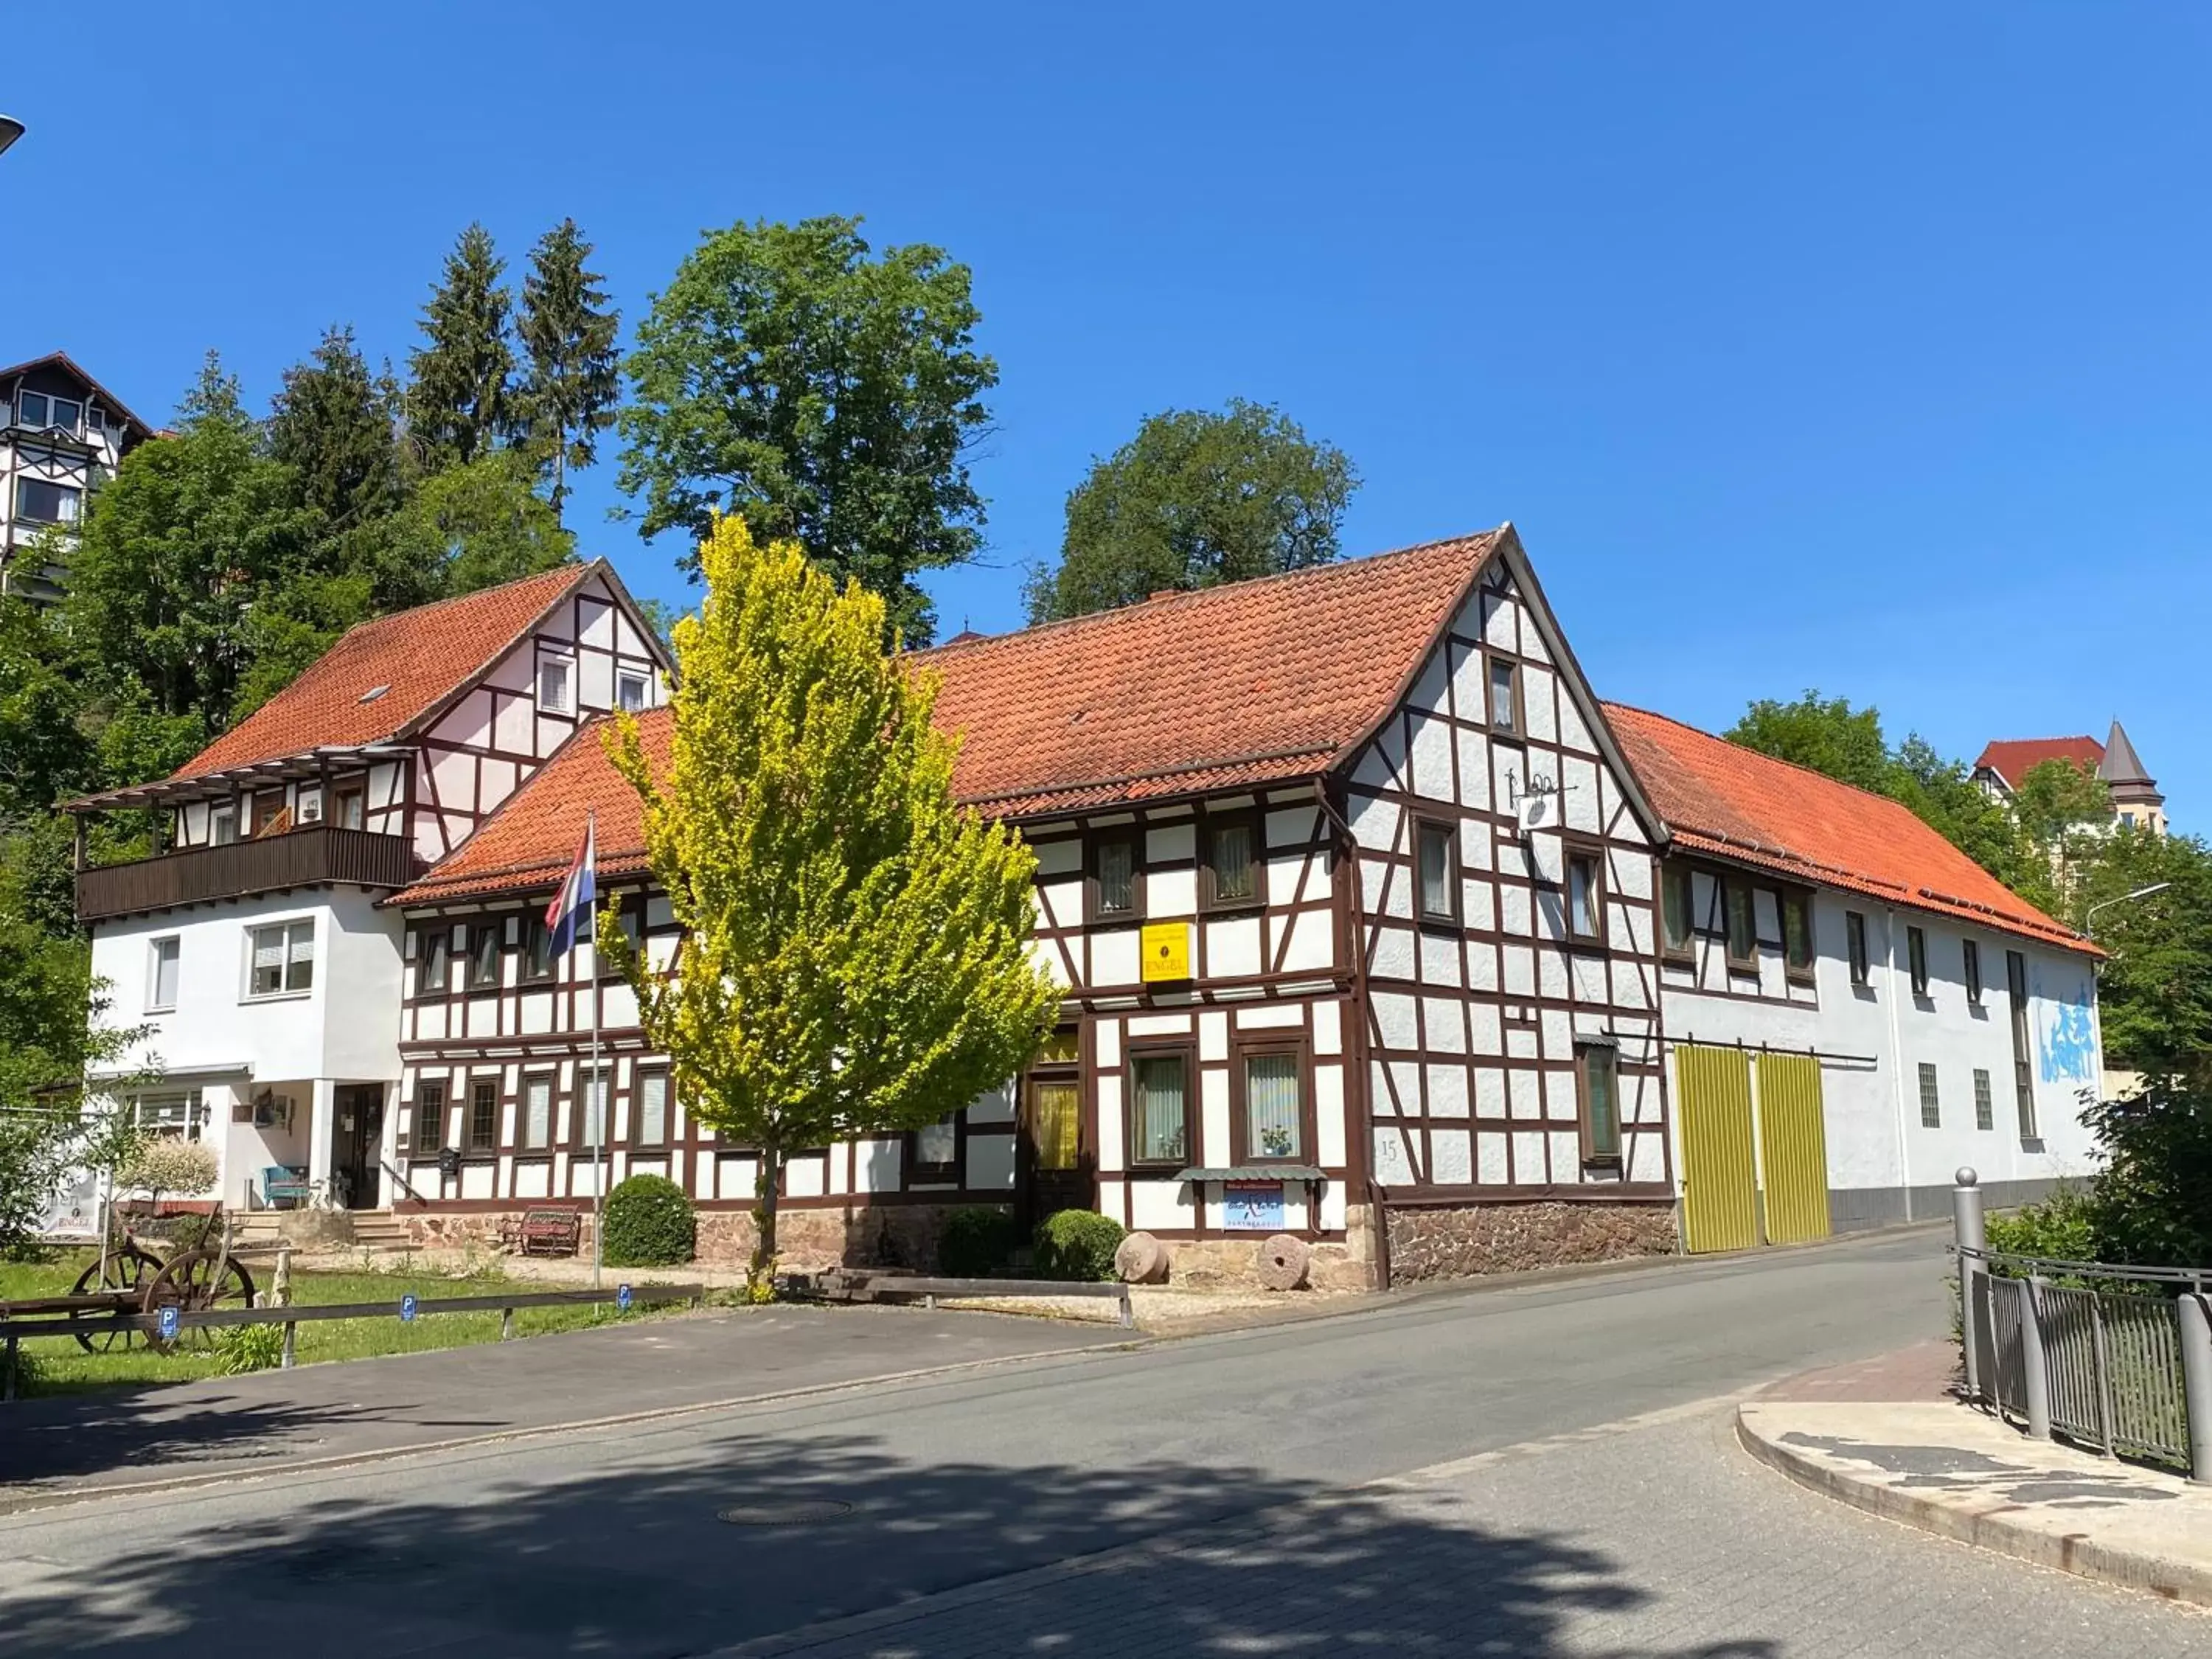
[1972,721,2166,835]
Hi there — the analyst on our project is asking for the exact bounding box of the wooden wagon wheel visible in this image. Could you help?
[70,1243,164,1354]
[142,1249,257,1352]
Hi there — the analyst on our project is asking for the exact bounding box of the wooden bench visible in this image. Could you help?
[500,1207,583,1258]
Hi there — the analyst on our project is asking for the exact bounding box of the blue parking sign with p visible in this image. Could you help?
[156,1304,180,1342]
[617,1284,633,1312]
[400,1293,419,1323]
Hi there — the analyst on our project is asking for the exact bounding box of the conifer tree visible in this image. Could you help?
[268,324,407,531]
[515,219,621,519]
[405,223,516,470]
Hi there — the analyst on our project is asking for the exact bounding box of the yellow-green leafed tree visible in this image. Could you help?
[597,516,1057,1294]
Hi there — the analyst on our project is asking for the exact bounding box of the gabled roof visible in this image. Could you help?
[1972,735,2101,792]
[917,530,1506,818]
[66,563,606,810]
[0,351,155,440]
[1610,704,2092,953]
[393,710,668,907]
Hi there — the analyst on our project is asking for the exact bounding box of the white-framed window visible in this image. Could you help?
[133,1089,204,1143]
[16,392,48,428]
[616,670,649,713]
[209,802,239,846]
[147,936,181,1012]
[297,788,324,824]
[537,654,573,714]
[245,919,315,999]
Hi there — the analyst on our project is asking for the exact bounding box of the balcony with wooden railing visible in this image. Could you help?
[77,824,424,922]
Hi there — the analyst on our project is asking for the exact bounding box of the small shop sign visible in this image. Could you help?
[1139,922,1190,983]
[1223,1182,1284,1231]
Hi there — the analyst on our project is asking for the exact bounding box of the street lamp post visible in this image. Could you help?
[0,116,24,159]
[2084,882,2170,941]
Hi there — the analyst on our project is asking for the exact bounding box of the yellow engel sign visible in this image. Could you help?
[1140,922,1191,983]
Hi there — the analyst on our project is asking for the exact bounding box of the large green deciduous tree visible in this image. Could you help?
[598,515,1056,1293]
[515,219,621,519]
[406,223,517,471]
[617,216,997,644]
[1025,400,1359,622]
[2073,827,2212,1077]
[267,324,408,532]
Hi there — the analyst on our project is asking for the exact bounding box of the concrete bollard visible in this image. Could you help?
[2180,1293,2212,1486]
[1953,1168,1985,1402]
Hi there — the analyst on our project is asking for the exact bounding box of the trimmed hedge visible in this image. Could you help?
[602,1173,696,1267]
[938,1206,1019,1278]
[1034,1209,1126,1282]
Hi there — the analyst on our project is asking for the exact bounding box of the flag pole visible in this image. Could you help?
[588,806,604,1291]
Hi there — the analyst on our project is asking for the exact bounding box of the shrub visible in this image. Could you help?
[213,1322,287,1374]
[1984,1183,2098,1275]
[1034,1209,1125,1282]
[2082,1074,2212,1269]
[937,1206,1018,1278]
[118,1140,218,1200]
[602,1174,695,1267]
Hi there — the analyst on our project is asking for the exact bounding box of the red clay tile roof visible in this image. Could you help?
[392,709,669,906]
[166,564,591,786]
[391,532,1509,903]
[1607,703,2092,953]
[1972,736,2103,790]
[917,531,1505,818]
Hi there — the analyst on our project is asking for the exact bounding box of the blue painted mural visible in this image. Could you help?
[2032,963,2099,1085]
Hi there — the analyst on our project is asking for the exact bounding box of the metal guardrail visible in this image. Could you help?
[0,1283,705,1401]
[1952,1167,2211,1484]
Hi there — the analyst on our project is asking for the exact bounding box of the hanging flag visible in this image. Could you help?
[545,818,597,957]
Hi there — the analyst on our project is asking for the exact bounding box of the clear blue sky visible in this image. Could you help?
[4,4,2201,820]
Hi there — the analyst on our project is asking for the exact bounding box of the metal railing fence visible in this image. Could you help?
[1952,1168,2211,1484]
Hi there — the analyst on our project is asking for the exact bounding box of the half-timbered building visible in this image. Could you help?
[65,560,671,1217]
[1,351,154,603]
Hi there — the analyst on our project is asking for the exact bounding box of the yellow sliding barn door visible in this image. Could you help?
[1674,1045,1758,1253]
[1755,1053,1832,1245]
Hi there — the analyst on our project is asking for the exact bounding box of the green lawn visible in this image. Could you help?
[1,1250,694,1397]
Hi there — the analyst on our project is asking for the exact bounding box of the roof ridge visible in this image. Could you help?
[916,529,1502,657]
[334,558,591,641]
[1982,734,2101,748]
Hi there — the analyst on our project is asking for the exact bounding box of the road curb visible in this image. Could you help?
[1734,1405,2212,1609]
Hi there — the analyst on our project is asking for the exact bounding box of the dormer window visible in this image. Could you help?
[538,655,572,714]
[48,396,82,434]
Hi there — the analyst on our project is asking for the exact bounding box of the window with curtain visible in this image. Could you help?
[1724,883,1756,965]
[148,936,181,1011]
[1417,821,1455,921]
[414,1082,446,1152]
[521,1075,552,1149]
[1132,1053,1189,1164]
[1487,655,1519,733]
[420,930,451,995]
[1242,1052,1302,1161]
[576,1068,610,1149]
[913,1116,958,1174]
[1031,1081,1080,1170]
[635,1072,669,1146]
[468,924,502,989]
[1208,818,1256,906]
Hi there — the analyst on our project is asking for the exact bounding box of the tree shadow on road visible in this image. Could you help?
[4,1421,1781,1658]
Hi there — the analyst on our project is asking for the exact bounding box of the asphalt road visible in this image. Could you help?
[2,1229,2201,1656]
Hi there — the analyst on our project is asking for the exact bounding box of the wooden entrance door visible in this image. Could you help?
[1019,1070,1091,1227]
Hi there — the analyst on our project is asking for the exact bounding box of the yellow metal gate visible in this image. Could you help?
[1674,1045,1758,1253]
[1755,1053,1832,1245]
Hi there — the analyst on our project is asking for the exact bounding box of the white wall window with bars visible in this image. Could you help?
[1241,1052,1302,1161]
[244,919,314,998]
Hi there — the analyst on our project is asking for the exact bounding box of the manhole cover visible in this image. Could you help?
[716,1498,855,1526]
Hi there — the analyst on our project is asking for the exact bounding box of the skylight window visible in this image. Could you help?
[358,684,390,704]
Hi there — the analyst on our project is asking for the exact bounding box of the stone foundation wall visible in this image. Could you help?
[401,1202,984,1273]
[1384,1200,1677,1282]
